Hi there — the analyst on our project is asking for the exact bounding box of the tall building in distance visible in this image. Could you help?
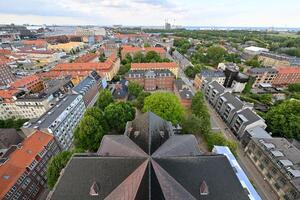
[165,22,171,30]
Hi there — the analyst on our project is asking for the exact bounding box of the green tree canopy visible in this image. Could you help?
[74,115,105,152]
[265,100,300,140]
[104,102,135,133]
[0,118,28,130]
[288,83,300,93]
[95,89,114,110]
[135,91,151,110]
[206,46,227,66]
[128,81,143,97]
[142,92,184,124]
[47,149,82,189]
[84,107,109,132]
[144,51,161,62]
[144,42,151,47]
[181,114,208,135]
[206,133,237,155]
[245,56,262,67]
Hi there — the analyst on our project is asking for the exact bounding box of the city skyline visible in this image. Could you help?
[0,0,300,27]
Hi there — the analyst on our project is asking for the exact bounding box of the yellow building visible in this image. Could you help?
[47,42,85,53]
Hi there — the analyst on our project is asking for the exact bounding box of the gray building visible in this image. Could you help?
[245,137,300,200]
[215,92,244,124]
[240,126,272,147]
[230,108,267,138]
[22,94,86,150]
[203,80,226,106]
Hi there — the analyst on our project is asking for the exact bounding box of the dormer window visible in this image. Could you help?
[89,181,99,196]
[200,180,209,195]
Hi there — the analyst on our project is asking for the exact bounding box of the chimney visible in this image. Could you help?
[200,180,209,195]
[89,181,99,196]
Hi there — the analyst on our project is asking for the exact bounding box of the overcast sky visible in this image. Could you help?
[0,0,299,27]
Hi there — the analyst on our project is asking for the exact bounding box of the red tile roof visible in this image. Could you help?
[10,74,40,89]
[122,46,166,54]
[144,47,165,53]
[74,53,98,63]
[0,49,12,55]
[131,62,177,70]
[0,89,20,100]
[15,49,54,55]
[0,131,53,198]
[277,67,300,74]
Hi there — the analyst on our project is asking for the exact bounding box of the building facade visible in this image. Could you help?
[125,69,174,91]
[0,131,60,200]
[0,63,15,86]
[272,67,300,86]
[247,67,278,88]
[22,94,86,150]
[10,75,44,93]
[245,138,300,200]
[121,45,166,59]
[131,62,179,77]
[194,70,225,90]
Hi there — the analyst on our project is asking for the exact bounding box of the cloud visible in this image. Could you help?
[0,0,299,27]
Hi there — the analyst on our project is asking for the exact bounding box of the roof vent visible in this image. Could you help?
[134,131,140,138]
[200,180,209,195]
[89,181,100,196]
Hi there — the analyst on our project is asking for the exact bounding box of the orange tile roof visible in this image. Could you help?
[122,45,142,52]
[74,53,98,63]
[10,74,40,89]
[22,39,48,47]
[0,55,14,64]
[0,49,12,55]
[277,67,300,74]
[0,89,19,101]
[131,62,178,70]
[144,47,165,53]
[0,131,53,198]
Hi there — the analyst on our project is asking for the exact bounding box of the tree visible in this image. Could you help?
[95,89,114,110]
[98,52,106,62]
[46,149,82,189]
[104,102,135,133]
[144,51,161,62]
[181,114,207,135]
[191,92,211,134]
[128,81,143,97]
[84,107,109,132]
[206,46,227,66]
[0,118,28,130]
[265,100,300,140]
[144,42,151,47]
[118,63,131,76]
[143,92,184,124]
[206,133,237,155]
[288,83,300,92]
[245,56,262,67]
[135,92,151,110]
[74,115,105,152]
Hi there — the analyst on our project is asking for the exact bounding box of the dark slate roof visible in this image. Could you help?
[125,112,174,155]
[97,135,147,157]
[248,67,278,74]
[50,156,147,200]
[0,129,23,149]
[152,135,202,157]
[200,70,225,78]
[221,92,244,110]
[155,156,249,200]
[237,108,262,124]
[210,81,225,94]
[49,112,249,200]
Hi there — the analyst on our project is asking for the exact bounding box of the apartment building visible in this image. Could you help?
[203,80,226,106]
[272,67,300,86]
[72,71,102,107]
[47,42,85,53]
[258,52,291,67]
[0,131,60,200]
[247,67,278,87]
[245,138,300,200]
[22,94,86,150]
[194,70,225,90]
[0,62,15,86]
[43,54,120,81]
[125,69,174,91]
[121,45,166,59]
[215,92,244,124]
[131,62,179,77]
[240,126,272,147]
[229,108,267,138]
[10,74,44,93]
[74,53,98,63]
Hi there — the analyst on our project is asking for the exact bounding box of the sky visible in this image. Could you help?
[0,0,299,27]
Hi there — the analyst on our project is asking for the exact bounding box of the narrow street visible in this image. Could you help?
[173,51,278,200]
[205,100,279,200]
